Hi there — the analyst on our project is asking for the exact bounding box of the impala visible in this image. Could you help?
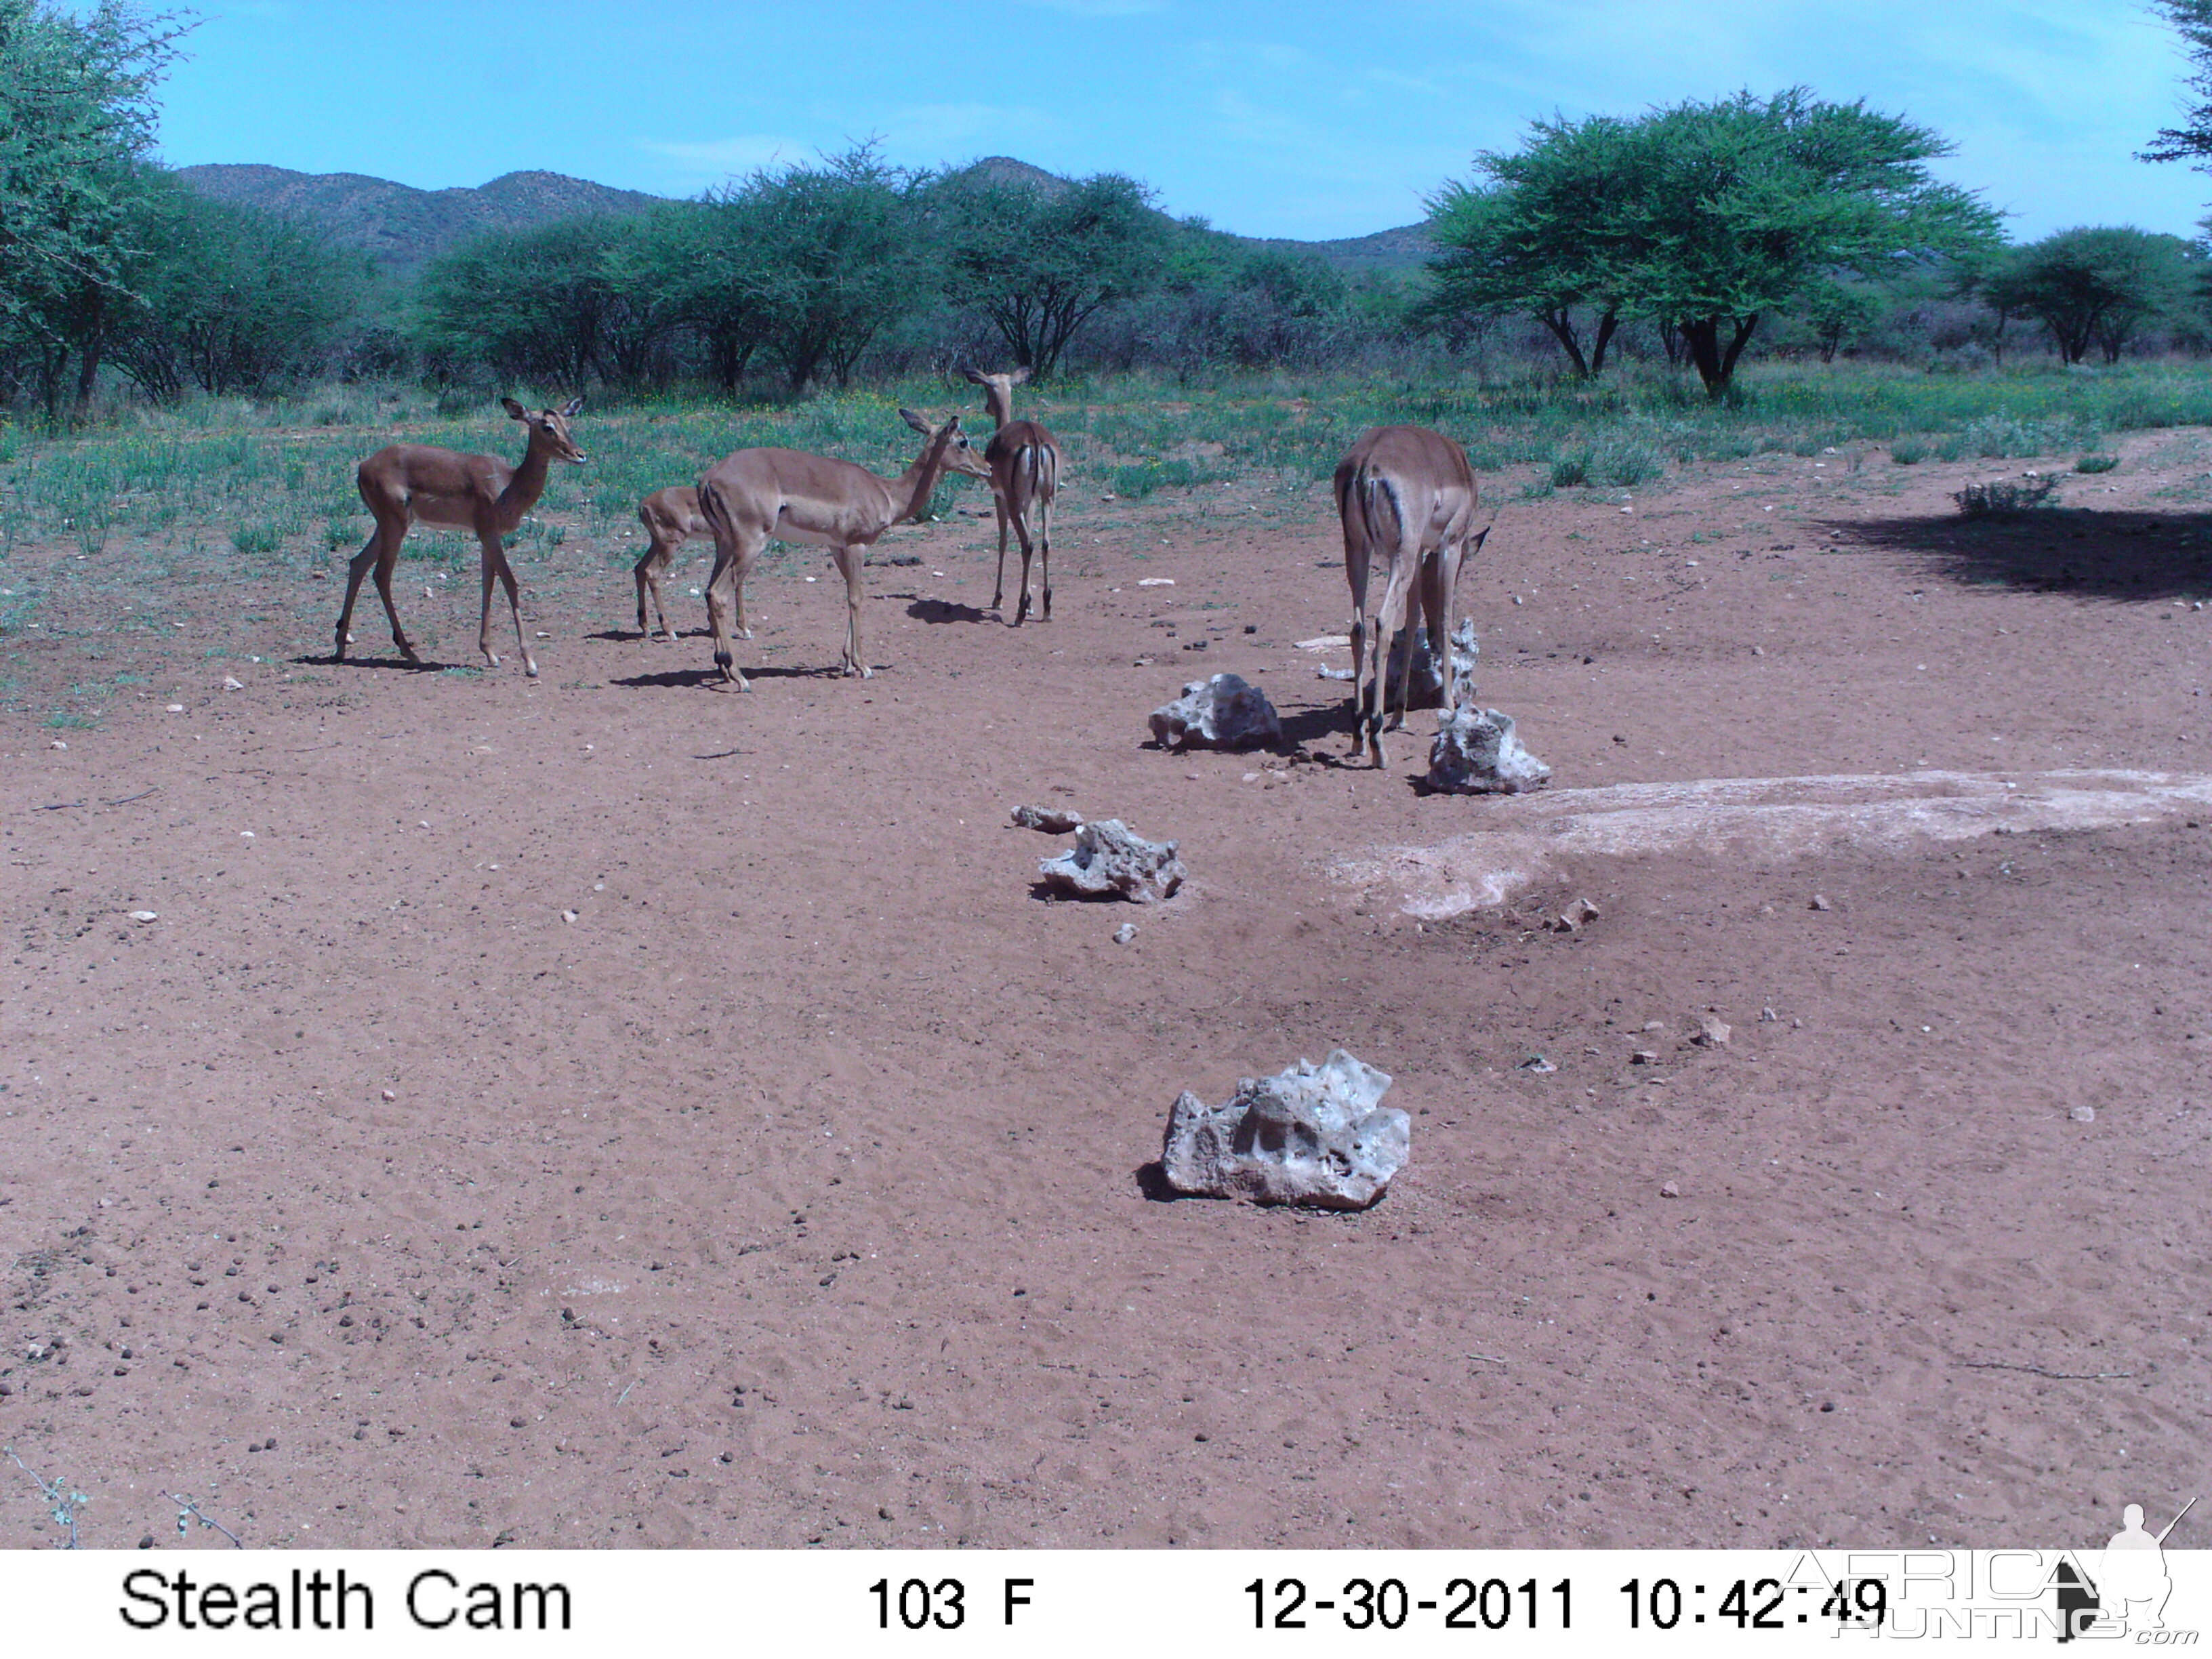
[1334,424,1490,767]
[958,365,1062,624]
[695,409,990,687]
[334,397,585,677]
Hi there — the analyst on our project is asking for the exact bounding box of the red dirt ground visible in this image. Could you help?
[2,431,2208,1550]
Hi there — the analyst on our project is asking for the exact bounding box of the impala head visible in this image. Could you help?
[504,396,588,464]
[957,364,1030,428]
[901,407,993,482]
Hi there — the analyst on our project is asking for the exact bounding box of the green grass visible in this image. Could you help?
[3,362,2211,571]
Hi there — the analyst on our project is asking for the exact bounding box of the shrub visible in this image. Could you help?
[1954,476,2060,516]
[1548,446,1591,487]
[1891,437,1928,464]
[231,523,282,555]
[2075,453,2119,474]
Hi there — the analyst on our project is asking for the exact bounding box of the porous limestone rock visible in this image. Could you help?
[1148,673,1281,752]
[1010,803,1083,833]
[1038,818,1185,903]
[1426,705,1552,795]
[1385,617,1480,710]
[1161,1050,1408,1210]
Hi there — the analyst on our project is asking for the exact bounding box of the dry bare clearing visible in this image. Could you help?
[2,417,2209,1549]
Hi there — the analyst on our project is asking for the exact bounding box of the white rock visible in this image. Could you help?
[1149,674,1281,751]
[2070,1105,2096,1124]
[128,911,158,923]
[1113,922,1136,945]
[1010,803,1084,834]
[561,909,577,924]
[222,676,244,691]
[1161,1050,1409,1210]
[1660,1180,1681,1198]
[1385,617,1480,711]
[1426,706,1552,795]
[49,740,66,750]
[166,703,184,712]
[1038,819,1185,904]
[1136,577,1175,587]
[1692,1014,1732,1048]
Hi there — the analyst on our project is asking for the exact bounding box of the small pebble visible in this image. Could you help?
[1659,1181,1681,1198]
[561,909,577,924]
[2070,1105,2096,1124]
[50,739,66,750]
[129,910,158,923]
[381,1089,396,1101]
[222,676,244,691]
[1809,894,1832,911]
[1113,923,1136,945]
[166,703,184,712]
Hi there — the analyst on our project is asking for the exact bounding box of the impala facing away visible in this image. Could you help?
[1334,424,1490,767]
[959,365,1061,624]
[695,409,990,687]
[632,485,741,644]
[335,396,585,677]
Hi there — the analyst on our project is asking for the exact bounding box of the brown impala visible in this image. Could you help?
[335,396,585,677]
[695,409,990,687]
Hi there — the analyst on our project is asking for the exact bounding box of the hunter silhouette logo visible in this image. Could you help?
[2057,1495,2198,1641]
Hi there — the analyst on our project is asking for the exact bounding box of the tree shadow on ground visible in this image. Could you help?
[1822,506,2212,602]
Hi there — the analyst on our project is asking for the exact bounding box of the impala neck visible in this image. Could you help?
[497,427,559,522]
[983,384,1013,428]
[888,433,956,525]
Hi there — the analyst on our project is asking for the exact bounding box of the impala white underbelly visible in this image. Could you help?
[771,510,849,548]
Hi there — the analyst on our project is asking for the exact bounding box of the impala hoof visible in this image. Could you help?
[525,662,539,678]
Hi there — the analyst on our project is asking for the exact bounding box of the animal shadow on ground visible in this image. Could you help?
[588,627,705,643]
[607,662,853,691]
[1826,508,2212,600]
[906,597,991,625]
[297,651,441,672]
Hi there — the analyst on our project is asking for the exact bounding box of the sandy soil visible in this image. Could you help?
[1,428,2209,1551]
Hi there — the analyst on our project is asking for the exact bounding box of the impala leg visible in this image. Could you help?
[1368,553,1418,769]
[334,527,384,661]
[1010,508,1035,626]
[703,526,758,690]
[832,544,870,677]
[634,545,663,639]
[366,525,422,665]
[990,494,1011,613]
[1342,523,1373,761]
[476,532,534,676]
[1037,488,1053,621]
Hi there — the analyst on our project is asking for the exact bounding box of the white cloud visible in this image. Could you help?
[635,134,808,186]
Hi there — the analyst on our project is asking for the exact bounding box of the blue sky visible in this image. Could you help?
[150,0,2212,243]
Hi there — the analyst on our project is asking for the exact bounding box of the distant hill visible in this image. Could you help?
[172,164,665,274]
[175,157,1431,279]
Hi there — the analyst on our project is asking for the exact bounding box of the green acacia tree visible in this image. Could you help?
[2142,0,2212,169]
[1424,115,1639,377]
[1429,89,2001,397]
[0,0,189,415]
[937,171,1168,378]
[1982,228,2197,364]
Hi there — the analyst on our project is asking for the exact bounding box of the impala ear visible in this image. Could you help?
[1008,366,1031,386]
[957,365,988,386]
[1471,526,1491,552]
[899,407,933,435]
[502,397,527,420]
[562,396,583,417]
